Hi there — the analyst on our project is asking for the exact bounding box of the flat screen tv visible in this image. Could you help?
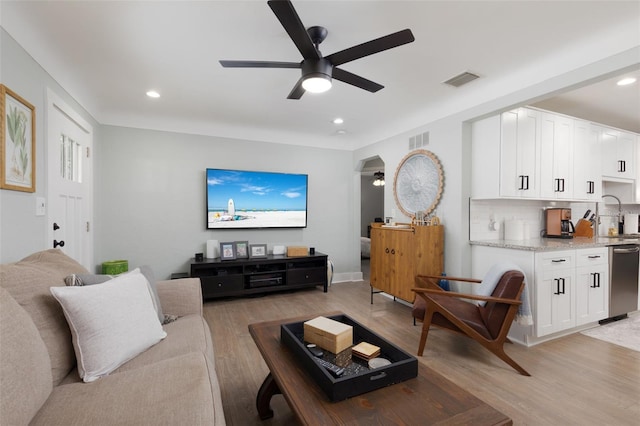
[206,168,308,229]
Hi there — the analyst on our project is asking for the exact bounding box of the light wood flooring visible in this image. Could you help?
[203,281,640,425]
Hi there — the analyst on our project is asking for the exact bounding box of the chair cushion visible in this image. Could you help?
[482,270,524,339]
[429,294,493,339]
[31,353,216,425]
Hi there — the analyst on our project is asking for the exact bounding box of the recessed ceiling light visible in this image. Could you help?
[333,117,344,125]
[146,90,160,98]
[336,129,347,135]
[617,77,637,86]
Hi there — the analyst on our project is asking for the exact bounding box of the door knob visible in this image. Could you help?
[53,223,60,231]
[53,240,65,248]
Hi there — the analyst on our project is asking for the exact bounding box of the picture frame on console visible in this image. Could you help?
[235,241,249,259]
[250,244,267,258]
[220,242,236,260]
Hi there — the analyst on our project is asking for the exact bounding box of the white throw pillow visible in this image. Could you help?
[50,269,167,382]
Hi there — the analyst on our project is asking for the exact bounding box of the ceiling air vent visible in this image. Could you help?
[443,71,479,87]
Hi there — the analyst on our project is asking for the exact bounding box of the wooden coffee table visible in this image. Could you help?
[248,312,512,425]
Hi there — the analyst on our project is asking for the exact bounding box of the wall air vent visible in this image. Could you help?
[409,131,429,150]
[443,71,480,87]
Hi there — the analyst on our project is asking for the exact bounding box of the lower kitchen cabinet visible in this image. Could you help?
[575,248,609,325]
[535,250,575,336]
[472,245,610,344]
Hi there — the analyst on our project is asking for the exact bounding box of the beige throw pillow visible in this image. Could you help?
[50,269,167,382]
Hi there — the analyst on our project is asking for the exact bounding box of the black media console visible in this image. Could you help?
[190,252,328,300]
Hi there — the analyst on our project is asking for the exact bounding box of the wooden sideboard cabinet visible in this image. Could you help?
[370,224,444,302]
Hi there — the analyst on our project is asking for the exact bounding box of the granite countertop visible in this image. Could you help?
[470,236,640,251]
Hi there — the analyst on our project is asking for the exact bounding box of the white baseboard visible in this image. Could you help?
[332,271,362,283]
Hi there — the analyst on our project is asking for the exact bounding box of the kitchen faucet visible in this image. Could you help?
[595,194,622,235]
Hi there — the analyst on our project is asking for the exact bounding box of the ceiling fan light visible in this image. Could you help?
[302,75,332,93]
[373,171,385,186]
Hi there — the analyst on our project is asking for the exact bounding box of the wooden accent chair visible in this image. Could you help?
[412,271,530,376]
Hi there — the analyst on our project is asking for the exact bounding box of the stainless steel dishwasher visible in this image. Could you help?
[606,244,640,321]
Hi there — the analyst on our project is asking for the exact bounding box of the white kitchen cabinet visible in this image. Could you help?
[471,107,613,202]
[472,244,612,345]
[539,112,574,199]
[601,126,636,180]
[500,108,540,198]
[471,108,540,199]
[535,250,575,336]
[573,119,602,200]
[575,248,609,325]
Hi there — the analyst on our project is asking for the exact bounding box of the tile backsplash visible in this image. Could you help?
[469,199,640,241]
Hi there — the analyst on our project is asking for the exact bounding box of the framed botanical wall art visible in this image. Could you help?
[1,85,36,192]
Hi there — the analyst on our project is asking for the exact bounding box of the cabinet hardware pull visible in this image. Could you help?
[590,273,597,288]
[554,278,561,295]
[618,160,626,173]
[518,175,524,190]
[551,259,566,263]
[587,181,594,194]
[587,255,600,259]
[524,175,529,190]
[561,278,566,294]
[596,273,600,288]
[391,249,395,255]
[385,248,389,254]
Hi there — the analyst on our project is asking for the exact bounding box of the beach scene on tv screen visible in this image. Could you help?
[207,169,307,228]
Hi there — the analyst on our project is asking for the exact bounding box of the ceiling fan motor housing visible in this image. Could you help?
[302,58,333,79]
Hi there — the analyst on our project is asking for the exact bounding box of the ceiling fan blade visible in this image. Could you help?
[333,68,383,93]
[268,0,321,60]
[287,77,306,99]
[325,29,415,66]
[219,60,301,69]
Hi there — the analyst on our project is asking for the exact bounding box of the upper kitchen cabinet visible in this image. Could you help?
[472,107,636,202]
[471,108,540,199]
[539,112,574,199]
[601,126,636,180]
[573,119,602,201]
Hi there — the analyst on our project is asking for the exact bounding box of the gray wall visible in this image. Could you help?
[352,47,639,282]
[353,117,472,281]
[360,175,384,237]
[96,125,357,279]
[0,29,99,262]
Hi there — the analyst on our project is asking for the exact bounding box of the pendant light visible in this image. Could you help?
[373,171,385,186]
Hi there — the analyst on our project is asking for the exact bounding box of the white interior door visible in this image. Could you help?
[46,89,93,270]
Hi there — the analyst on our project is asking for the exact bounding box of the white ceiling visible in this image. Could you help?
[1,1,639,150]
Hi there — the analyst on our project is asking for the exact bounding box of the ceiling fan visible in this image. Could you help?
[219,0,415,99]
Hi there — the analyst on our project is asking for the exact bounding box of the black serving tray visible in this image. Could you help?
[280,314,418,401]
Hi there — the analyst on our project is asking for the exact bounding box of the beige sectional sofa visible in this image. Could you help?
[0,249,225,425]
